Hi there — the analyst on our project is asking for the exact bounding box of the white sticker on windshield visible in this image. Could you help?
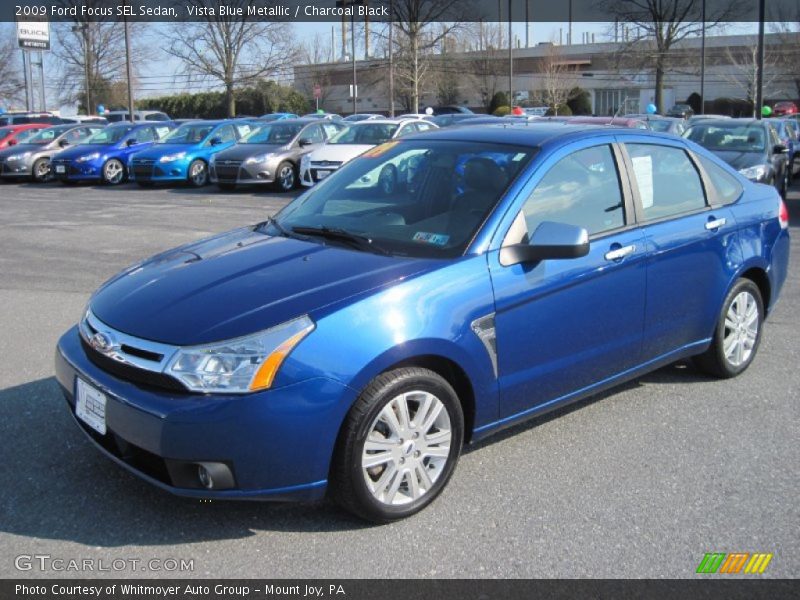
[413,232,450,246]
[631,155,654,209]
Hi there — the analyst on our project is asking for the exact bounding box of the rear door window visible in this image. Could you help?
[625,143,706,220]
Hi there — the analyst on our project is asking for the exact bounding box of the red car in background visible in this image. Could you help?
[773,101,798,116]
[0,123,50,149]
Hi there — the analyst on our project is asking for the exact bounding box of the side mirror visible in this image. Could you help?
[297,137,313,147]
[59,139,70,148]
[773,144,787,154]
[126,138,137,146]
[500,221,590,266]
[209,137,222,146]
[7,139,16,146]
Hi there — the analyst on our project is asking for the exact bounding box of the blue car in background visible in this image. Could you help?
[259,113,299,121]
[52,122,175,185]
[129,120,254,187]
[769,118,799,180]
[56,125,790,522]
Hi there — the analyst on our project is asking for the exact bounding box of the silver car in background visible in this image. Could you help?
[210,118,345,191]
[0,124,104,182]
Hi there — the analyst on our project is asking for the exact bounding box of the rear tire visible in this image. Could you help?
[693,278,764,378]
[330,367,463,523]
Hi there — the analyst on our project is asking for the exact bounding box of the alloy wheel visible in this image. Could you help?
[104,160,124,185]
[722,290,759,367]
[189,161,207,186]
[278,164,295,190]
[361,390,452,506]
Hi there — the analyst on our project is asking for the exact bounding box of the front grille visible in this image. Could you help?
[215,163,241,180]
[132,158,155,179]
[310,161,343,168]
[79,310,186,393]
[81,337,186,392]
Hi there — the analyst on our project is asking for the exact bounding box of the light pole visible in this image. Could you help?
[388,0,394,117]
[700,0,706,114]
[124,1,135,122]
[336,0,364,115]
[508,0,513,109]
[72,23,91,115]
[755,0,765,119]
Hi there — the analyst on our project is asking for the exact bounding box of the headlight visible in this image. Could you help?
[76,152,101,163]
[300,154,310,170]
[245,153,272,165]
[738,165,767,181]
[166,316,315,393]
[159,152,186,163]
[7,152,31,161]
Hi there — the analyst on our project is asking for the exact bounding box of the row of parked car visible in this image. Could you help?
[0,109,796,200]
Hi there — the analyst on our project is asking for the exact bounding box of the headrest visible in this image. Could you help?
[464,157,507,193]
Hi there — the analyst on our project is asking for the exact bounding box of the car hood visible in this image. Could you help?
[214,144,287,161]
[0,143,45,159]
[309,144,373,163]
[90,227,439,345]
[133,143,200,158]
[711,150,767,171]
[56,143,119,159]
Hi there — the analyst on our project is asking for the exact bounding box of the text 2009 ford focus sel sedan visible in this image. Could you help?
[55,125,790,522]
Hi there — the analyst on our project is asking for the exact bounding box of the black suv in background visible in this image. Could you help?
[666,104,695,119]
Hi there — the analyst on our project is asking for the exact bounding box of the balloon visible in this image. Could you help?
[97,104,105,114]
[0,107,5,115]
[646,103,657,115]
[425,106,434,115]
[512,106,524,116]
[316,109,324,115]
[761,105,772,117]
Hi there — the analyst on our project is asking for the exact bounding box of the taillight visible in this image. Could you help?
[779,198,789,229]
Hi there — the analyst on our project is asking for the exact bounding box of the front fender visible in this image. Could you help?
[282,255,500,434]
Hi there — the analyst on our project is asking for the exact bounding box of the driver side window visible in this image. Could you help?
[521,145,626,237]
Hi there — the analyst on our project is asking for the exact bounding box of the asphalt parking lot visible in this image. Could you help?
[0,179,797,579]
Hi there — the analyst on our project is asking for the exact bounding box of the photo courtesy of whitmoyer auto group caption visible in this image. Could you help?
[0,0,798,597]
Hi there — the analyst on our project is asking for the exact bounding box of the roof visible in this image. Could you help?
[404,122,643,147]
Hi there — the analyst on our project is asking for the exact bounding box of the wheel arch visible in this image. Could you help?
[738,265,771,316]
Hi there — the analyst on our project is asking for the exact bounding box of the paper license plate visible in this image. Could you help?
[316,170,331,180]
[76,378,107,435]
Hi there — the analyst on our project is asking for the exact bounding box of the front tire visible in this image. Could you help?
[273,161,296,192]
[32,158,51,183]
[330,367,464,523]
[694,278,764,378]
[187,159,208,187]
[102,159,126,185]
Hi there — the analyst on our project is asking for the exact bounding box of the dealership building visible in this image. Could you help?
[293,32,800,115]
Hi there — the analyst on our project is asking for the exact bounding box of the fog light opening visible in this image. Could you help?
[197,464,213,489]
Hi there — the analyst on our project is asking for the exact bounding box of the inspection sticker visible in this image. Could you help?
[413,232,450,246]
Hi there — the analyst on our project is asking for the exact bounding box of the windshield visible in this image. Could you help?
[159,123,214,144]
[82,126,133,145]
[684,123,767,152]
[648,120,674,133]
[272,140,535,258]
[26,126,71,144]
[328,123,398,145]
[242,123,302,144]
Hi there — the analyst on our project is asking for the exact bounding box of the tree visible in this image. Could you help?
[769,9,800,100]
[604,0,744,113]
[722,43,783,116]
[166,0,298,117]
[466,22,507,113]
[488,91,508,114]
[391,0,467,113]
[536,42,579,115]
[295,33,338,112]
[51,1,151,111]
[0,26,24,108]
[567,87,592,115]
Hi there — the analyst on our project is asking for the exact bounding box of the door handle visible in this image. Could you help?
[705,217,727,231]
[604,244,636,261]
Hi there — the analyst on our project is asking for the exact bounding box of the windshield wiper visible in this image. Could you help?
[258,216,310,241]
[291,225,391,256]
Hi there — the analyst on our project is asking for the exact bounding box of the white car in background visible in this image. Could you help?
[299,118,437,188]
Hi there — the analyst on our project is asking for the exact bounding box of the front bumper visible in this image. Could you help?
[210,160,277,185]
[55,326,356,501]
[51,159,102,181]
[0,158,33,177]
[130,159,190,183]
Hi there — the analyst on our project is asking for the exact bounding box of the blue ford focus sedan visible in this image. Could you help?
[55,125,790,522]
[129,120,254,187]
[51,122,175,185]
